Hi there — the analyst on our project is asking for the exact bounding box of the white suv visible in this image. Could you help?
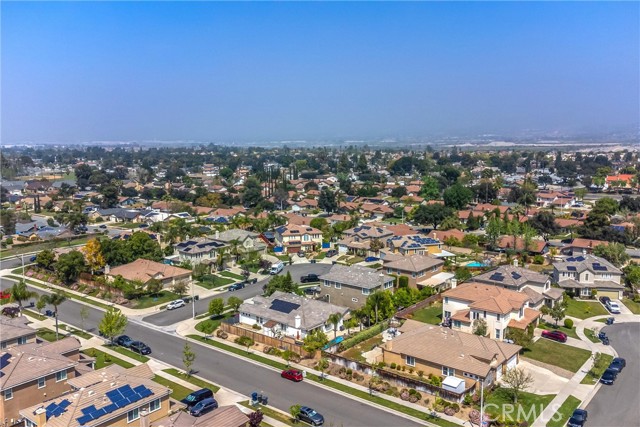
[606,301,621,314]
[167,299,186,310]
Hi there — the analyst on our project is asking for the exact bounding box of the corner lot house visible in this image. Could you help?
[106,259,191,289]
[383,320,521,390]
[318,264,394,309]
[442,282,540,340]
[239,291,349,340]
[553,254,624,299]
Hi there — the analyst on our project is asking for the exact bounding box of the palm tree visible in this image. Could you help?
[9,280,38,313]
[40,290,68,340]
[369,238,384,256]
[352,308,367,331]
[216,248,227,271]
[367,292,387,324]
[228,239,242,263]
[327,313,342,339]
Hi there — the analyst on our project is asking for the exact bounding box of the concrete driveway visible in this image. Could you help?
[518,359,569,394]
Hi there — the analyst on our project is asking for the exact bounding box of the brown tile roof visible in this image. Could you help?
[283,213,313,226]
[497,236,547,253]
[278,223,322,237]
[389,320,521,378]
[108,259,191,283]
[0,316,36,343]
[569,238,609,249]
[428,229,466,242]
[508,308,541,329]
[443,282,531,315]
[152,405,249,427]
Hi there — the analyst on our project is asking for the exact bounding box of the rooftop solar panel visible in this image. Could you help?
[103,403,118,414]
[113,399,127,409]
[77,414,92,425]
[511,272,522,280]
[105,390,122,402]
[59,400,71,409]
[567,266,576,271]
[93,408,107,418]
[139,388,153,398]
[270,299,300,314]
[0,354,11,369]
[133,384,147,394]
[81,405,97,416]
[576,256,585,261]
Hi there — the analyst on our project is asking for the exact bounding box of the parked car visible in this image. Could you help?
[228,282,245,291]
[166,299,186,310]
[304,286,320,296]
[364,256,379,262]
[269,262,284,275]
[297,406,324,426]
[599,296,611,305]
[605,301,621,314]
[115,335,134,348]
[99,224,108,229]
[129,341,152,355]
[281,369,304,382]
[300,274,319,283]
[541,330,568,343]
[189,397,218,417]
[608,357,626,373]
[29,255,37,262]
[567,409,588,427]
[298,251,307,258]
[600,368,617,385]
[326,249,338,258]
[181,388,214,408]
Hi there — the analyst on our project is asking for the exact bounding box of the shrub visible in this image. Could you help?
[215,330,228,339]
[417,370,424,378]
[463,394,473,406]
[450,403,460,413]
[401,366,406,371]
[429,375,442,387]
[340,323,385,350]
[408,368,414,374]
[390,363,397,369]
[252,324,262,330]
[533,255,545,265]
[564,318,574,329]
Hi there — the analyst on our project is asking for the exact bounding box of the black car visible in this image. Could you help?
[599,296,611,305]
[567,409,588,427]
[300,274,319,283]
[600,368,617,385]
[304,286,320,296]
[129,341,152,355]
[115,335,134,348]
[608,357,626,373]
[189,397,218,417]
[326,249,338,258]
[181,388,214,408]
[228,282,245,291]
[298,406,324,426]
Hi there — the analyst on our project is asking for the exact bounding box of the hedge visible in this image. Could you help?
[340,323,386,351]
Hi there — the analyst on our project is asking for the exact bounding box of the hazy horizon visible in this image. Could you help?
[2,2,638,144]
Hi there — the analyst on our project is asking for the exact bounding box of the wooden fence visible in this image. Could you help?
[395,294,442,320]
[220,323,314,358]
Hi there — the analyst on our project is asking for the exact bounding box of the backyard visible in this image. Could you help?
[342,335,383,362]
[564,298,608,319]
[483,387,555,424]
[521,338,591,373]
[409,302,443,325]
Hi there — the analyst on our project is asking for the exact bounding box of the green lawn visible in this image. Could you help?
[59,324,92,339]
[537,321,579,340]
[162,368,220,393]
[314,252,327,260]
[37,328,62,342]
[584,328,600,343]
[239,401,296,426]
[103,344,150,362]
[196,275,234,290]
[522,339,591,373]
[115,222,143,229]
[133,291,181,309]
[152,375,194,401]
[410,302,443,325]
[23,309,47,321]
[0,236,92,259]
[621,298,640,314]
[6,276,112,310]
[546,395,581,427]
[564,299,608,319]
[581,354,614,385]
[219,271,245,280]
[195,314,232,334]
[484,388,555,424]
[82,348,134,368]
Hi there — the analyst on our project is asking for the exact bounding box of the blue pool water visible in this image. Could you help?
[467,261,488,268]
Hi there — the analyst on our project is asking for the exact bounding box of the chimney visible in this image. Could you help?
[513,258,518,267]
[105,264,110,274]
[450,278,457,289]
[139,409,150,427]
[294,315,301,329]
[34,407,47,427]
[215,230,220,240]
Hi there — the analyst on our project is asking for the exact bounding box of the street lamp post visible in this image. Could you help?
[191,281,195,319]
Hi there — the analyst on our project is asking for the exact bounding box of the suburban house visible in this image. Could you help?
[442,282,541,340]
[239,291,349,340]
[387,235,443,256]
[274,224,323,254]
[382,319,521,390]
[318,264,394,309]
[290,199,318,212]
[106,259,191,289]
[604,173,637,191]
[0,317,37,350]
[382,253,450,291]
[359,203,393,220]
[21,364,171,427]
[1,337,89,426]
[495,236,548,255]
[553,254,624,299]
[560,238,610,256]
[337,225,394,256]
[214,229,267,254]
[173,238,227,264]
[472,263,562,308]
[152,405,249,427]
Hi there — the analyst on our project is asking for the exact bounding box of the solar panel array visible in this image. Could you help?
[76,385,153,426]
[270,299,300,314]
[567,266,577,271]
[0,353,11,369]
[592,263,608,271]
[489,273,504,282]
[45,399,71,419]
[511,272,522,280]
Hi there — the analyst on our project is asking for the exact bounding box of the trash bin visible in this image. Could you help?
[606,317,614,325]
[194,295,199,301]
[261,395,268,405]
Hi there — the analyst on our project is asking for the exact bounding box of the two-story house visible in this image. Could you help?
[173,238,227,265]
[382,253,449,290]
[274,224,323,254]
[318,264,395,309]
[472,263,562,308]
[239,291,349,340]
[553,254,624,299]
[214,229,267,254]
[0,317,37,350]
[337,225,394,256]
[442,282,540,341]
[386,235,443,256]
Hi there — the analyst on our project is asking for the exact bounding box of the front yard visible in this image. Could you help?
[522,338,591,373]
[564,298,608,319]
[196,274,235,290]
[580,353,614,385]
[536,321,579,340]
[621,298,640,314]
[409,302,443,325]
[134,290,182,309]
[483,387,555,424]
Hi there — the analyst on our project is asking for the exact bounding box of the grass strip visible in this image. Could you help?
[152,375,194,401]
[82,348,134,369]
[162,368,220,393]
[581,354,614,385]
[238,401,296,426]
[37,327,61,342]
[219,271,245,280]
[188,334,458,427]
[23,309,47,321]
[546,395,581,427]
[583,328,600,343]
[103,344,150,362]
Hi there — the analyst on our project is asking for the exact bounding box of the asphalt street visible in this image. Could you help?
[585,322,640,427]
[0,257,24,271]
[144,263,334,326]
[1,277,421,427]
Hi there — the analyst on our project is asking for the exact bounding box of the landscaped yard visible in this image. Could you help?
[584,328,600,343]
[522,338,592,373]
[546,395,581,427]
[621,298,640,314]
[537,321,579,340]
[152,375,194,401]
[133,290,181,309]
[82,348,134,369]
[239,401,295,426]
[314,252,327,260]
[59,324,92,339]
[564,298,608,319]
[410,302,443,325]
[163,368,220,393]
[581,353,614,385]
[0,236,93,259]
[342,335,383,362]
[104,344,150,363]
[484,387,555,424]
[196,274,234,290]
[115,222,143,229]
[218,271,245,281]
[37,328,62,342]
[195,314,232,334]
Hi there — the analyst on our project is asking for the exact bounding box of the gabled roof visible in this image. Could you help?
[473,265,549,289]
[319,264,393,289]
[0,316,36,343]
[553,254,621,276]
[387,234,441,249]
[444,282,532,315]
[384,253,443,273]
[276,223,322,237]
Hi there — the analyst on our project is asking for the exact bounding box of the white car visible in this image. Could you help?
[166,299,186,310]
[606,301,621,314]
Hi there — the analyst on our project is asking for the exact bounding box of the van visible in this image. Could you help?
[189,397,218,417]
[181,388,214,408]
[269,261,284,275]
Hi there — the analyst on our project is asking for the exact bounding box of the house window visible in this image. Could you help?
[496,314,501,321]
[362,288,371,295]
[483,311,487,319]
[495,329,501,339]
[585,273,589,281]
[387,268,392,274]
[442,366,455,376]
[472,311,479,320]
[4,388,13,400]
[335,283,341,289]
[453,320,461,328]
[324,281,331,287]
[127,408,140,423]
[25,420,37,427]
[444,297,449,304]
[56,370,67,382]
[384,282,393,289]
[412,272,416,278]
[406,355,415,366]
[0,342,6,350]
[444,311,451,318]
[18,336,27,345]
[38,377,46,389]
[352,298,358,303]
[519,307,523,317]
[149,398,161,412]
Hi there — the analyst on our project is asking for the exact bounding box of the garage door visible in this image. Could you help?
[287,246,301,254]
[598,290,621,300]
[507,354,518,370]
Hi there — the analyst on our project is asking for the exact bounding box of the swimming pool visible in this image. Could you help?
[466,261,488,268]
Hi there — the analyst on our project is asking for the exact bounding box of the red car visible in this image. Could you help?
[281,369,303,382]
[541,330,567,343]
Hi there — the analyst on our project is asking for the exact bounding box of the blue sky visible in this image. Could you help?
[2,2,638,143]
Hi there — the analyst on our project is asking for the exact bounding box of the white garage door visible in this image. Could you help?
[507,354,518,370]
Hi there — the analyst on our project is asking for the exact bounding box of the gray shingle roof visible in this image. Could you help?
[319,264,393,290]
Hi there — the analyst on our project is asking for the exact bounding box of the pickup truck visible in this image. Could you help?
[300,274,320,283]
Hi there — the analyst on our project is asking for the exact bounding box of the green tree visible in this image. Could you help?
[419,176,441,200]
[0,209,17,235]
[593,243,630,267]
[208,298,225,317]
[36,297,46,314]
[593,197,619,216]
[505,328,534,350]
[486,217,502,249]
[302,328,328,353]
[264,271,298,296]
[40,291,68,340]
[318,188,338,213]
[9,280,38,311]
[412,203,452,229]
[455,267,472,282]
[502,368,534,404]
[289,404,302,423]
[182,339,196,376]
[309,217,328,231]
[472,318,487,336]
[35,249,56,270]
[56,250,87,284]
[316,358,330,380]
[443,183,473,210]
[541,302,566,326]
[365,291,395,324]
[327,312,342,339]
[99,306,128,344]
[227,296,243,313]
